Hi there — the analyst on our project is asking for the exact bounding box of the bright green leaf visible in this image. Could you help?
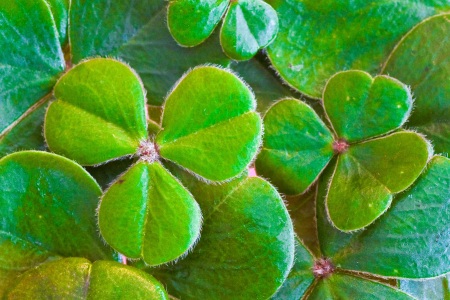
[6,258,168,299]
[0,0,64,133]
[323,71,412,143]
[382,13,450,154]
[156,66,262,181]
[331,156,450,279]
[308,273,413,299]
[168,0,228,46]
[98,161,201,266]
[70,0,229,105]
[266,0,450,98]
[327,131,431,231]
[45,58,148,165]
[220,0,279,60]
[400,275,450,300]
[271,237,315,300]
[255,99,334,195]
[152,168,294,299]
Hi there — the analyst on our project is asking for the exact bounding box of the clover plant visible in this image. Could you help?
[1,0,450,299]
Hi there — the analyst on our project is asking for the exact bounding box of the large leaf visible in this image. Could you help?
[98,161,201,266]
[45,58,148,165]
[152,167,294,299]
[256,99,334,195]
[0,0,64,134]
[47,0,70,46]
[70,0,229,105]
[6,258,168,299]
[307,274,412,299]
[382,13,450,154]
[329,156,450,279]
[156,66,262,181]
[220,0,279,60]
[167,0,228,46]
[266,0,450,98]
[323,70,412,143]
[326,131,431,231]
[400,275,450,300]
[0,151,114,295]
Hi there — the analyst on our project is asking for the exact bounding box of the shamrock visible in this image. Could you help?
[167,0,279,60]
[256,70,431,231]
[44,58,262,265]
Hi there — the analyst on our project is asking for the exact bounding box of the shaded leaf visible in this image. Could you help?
[255,99,334,195]
[98,161,201,266]
[327,131,431,231]
[383,13,450,154]
[45,58,148,165]
[47,0,70,46]
[156,66,262,181]
[7,258,168,299]
[323,70,412,143]
[266,0,450,98]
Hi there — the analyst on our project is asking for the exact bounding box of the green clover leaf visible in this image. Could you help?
[256,70,431,231]
[0,151,115,296]
[382,13,450,155]
[6,258,168,299]
[168,0,279,60]
[44,59,262,265]
[275,155,450,299]
[266,0,450,98]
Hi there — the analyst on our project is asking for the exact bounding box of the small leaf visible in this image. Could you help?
[271,237,315,300]
[152,168,294,299]
[382,13,450,154]
[220,0,279,60]
[156,66,262,181]
[327,131,431,231]
[98,161,201,266]
[70,0,229,105]
[400,275,450,300]
[0,0,64,133]
[266,0,450,98]
[168,0,229,46]
[255,99,334,195]
[323,71,412,143]
[330,156,450,279]
[307,274,413,299]
[45,58,148,165]
[6,258,168,299]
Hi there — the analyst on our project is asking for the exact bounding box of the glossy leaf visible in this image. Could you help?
[98,161,201,266]
[0,100,48,157]
[383,14,450,154]
[0,151,114,295]
[70,0,229,105]
[271,237,315,300]
[45,58,148,165]
[230,59,293,113]
[152,167,294,299]
[266,0,450,98]
[7,258,168,299]
[323,71,412,142]
[308,274,412,300]
[330,156,450,279]
[156,66,262,181]
[255,99,334,195]
[220,0,279,60]
[327,131,431,231]
[0,0,64,133]
[47,0,70,46]
[168,0,228,46]
[400,275,450,300]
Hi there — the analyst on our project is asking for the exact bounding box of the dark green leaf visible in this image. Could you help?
[266,0,450,98]
[7,258,168,299]
[47,0,70,46]
[382,13,450,154]
[400,275,450,300]
[255,99,334,195]
[45,58,148,165]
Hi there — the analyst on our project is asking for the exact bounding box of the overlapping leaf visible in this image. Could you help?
[6,258,168,299]
[266,0,450,98]
[383,13,450,154]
